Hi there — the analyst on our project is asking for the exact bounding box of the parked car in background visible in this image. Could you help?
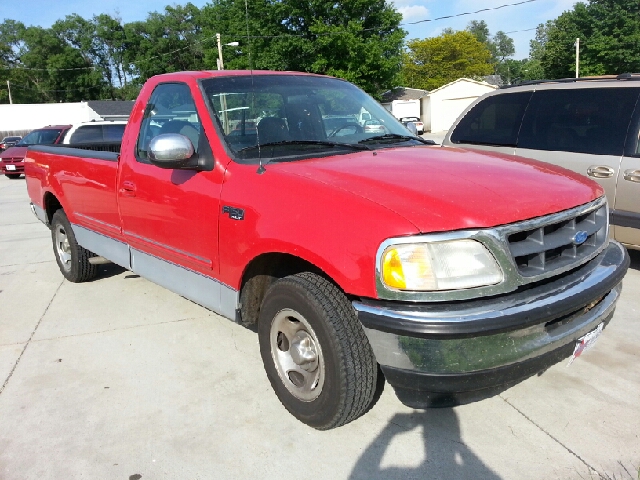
[0,136,22,152]
[400,117,424,134]
[62,121,127,153]
[64,121,127,145]
[443,74,640,251]
[0,125,71,179]
[401,119,418,135]
[363,119,386,134]
[322,115,361,136]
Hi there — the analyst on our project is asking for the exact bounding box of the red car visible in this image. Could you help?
[0,125,70,179]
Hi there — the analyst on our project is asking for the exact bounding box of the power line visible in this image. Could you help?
[0,64,96,71]
[504,27,538,34]
[404,0,542,26]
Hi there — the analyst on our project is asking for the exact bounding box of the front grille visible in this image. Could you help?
[3,158,21,163]
[505,200,608,277]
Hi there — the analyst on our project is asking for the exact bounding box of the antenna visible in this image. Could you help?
[245,0,264,174]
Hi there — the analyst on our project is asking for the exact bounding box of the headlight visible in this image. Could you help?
[381,239,503,291]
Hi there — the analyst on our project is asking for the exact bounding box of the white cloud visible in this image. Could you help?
[398,5,430,20]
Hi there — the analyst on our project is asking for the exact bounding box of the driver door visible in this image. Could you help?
[118,82,224,280]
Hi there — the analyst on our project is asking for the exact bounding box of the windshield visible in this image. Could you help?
[201,75,423,162]
[17,129,64,146]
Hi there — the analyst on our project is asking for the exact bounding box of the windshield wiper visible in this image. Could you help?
[358,134,434,145]
[238,140,371,153]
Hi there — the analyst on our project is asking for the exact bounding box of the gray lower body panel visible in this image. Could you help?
[30,203,48,226]
[131,248,238,320]
[71,223,238,321]
[73,224,131,269]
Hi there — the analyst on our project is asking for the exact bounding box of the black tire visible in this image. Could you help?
[258,272,378,430]
[6,174,21,179]
[51,210,98,283]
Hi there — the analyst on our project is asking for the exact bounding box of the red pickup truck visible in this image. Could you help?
[25,71,629,429]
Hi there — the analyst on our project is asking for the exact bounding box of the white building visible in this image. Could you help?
[0,101,134,138]
[422,78,497,133]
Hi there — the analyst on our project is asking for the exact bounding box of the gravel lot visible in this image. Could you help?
[1,174,638,480]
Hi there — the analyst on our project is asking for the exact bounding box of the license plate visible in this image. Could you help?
[6,164,16,171]
[568,323,604,366]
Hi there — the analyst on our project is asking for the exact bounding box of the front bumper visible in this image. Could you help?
[0,160,24,174]
[354,241,629,408]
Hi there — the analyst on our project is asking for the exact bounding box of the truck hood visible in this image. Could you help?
[277,145,603,233]
[0,146,27,160]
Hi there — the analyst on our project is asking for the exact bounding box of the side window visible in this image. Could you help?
[137,83,202,162]
[69,125,103,144]
[104,124,126,142]
[519,88,640,155]
[450,92,532,146]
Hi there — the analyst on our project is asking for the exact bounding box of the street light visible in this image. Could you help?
[215,33,240,135]
[216,33,239,70]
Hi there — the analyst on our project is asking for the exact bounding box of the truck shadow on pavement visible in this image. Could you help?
[349,409,501,480]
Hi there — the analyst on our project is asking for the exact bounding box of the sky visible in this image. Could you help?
[3,0,579,59]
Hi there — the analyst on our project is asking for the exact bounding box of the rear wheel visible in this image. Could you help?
[6,174,21,179]
[51,210,98,282]
[258,272,378,429]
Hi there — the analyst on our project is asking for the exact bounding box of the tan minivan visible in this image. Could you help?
[443,75,640,250]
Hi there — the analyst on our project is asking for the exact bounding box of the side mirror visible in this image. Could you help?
[404,122,418,135]
[148,134,196,169]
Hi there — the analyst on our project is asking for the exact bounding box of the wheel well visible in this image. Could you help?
[43,192,62,225]
[238,253,329,326]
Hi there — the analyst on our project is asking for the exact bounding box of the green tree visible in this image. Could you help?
[540,0,640,78]
[402,31,493,90]
[123,3,206,83]
[467,20,490,45]
[466,21,516,83]
[199,0,405,97]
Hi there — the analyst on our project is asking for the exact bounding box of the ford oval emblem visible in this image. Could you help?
[573,231,589,245]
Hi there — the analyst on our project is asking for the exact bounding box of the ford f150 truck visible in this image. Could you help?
[25,71,629,430]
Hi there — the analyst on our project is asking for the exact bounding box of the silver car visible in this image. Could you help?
[442,74,640,251]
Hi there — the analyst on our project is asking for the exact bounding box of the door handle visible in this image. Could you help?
[587,166,614,178]
[623,169,640,183]
[120,180,137,196]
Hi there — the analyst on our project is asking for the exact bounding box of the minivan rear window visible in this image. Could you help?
[450,92,532,147]
[518,88,640,156]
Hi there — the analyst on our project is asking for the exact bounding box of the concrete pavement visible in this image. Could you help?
[0,174,638,480]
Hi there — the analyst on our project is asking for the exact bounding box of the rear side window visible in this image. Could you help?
[450,92,532,147]
[69,125,103,143]
[519,88,640,155]
[103,124,126,141]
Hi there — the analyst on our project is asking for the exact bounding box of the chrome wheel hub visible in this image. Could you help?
[55,226,72,272]
[270,309,324,401]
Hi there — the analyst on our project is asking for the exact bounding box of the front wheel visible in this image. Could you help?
[258,272,378,429]
[51,210,98,283]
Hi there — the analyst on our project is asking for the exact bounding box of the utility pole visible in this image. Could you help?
[216,33,239,71]
[216,33,224,70]
[215,34,240,134]
[575,38,580,78]
[7,80,12,104]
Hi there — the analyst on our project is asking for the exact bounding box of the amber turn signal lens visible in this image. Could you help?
[382,248,406,289]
